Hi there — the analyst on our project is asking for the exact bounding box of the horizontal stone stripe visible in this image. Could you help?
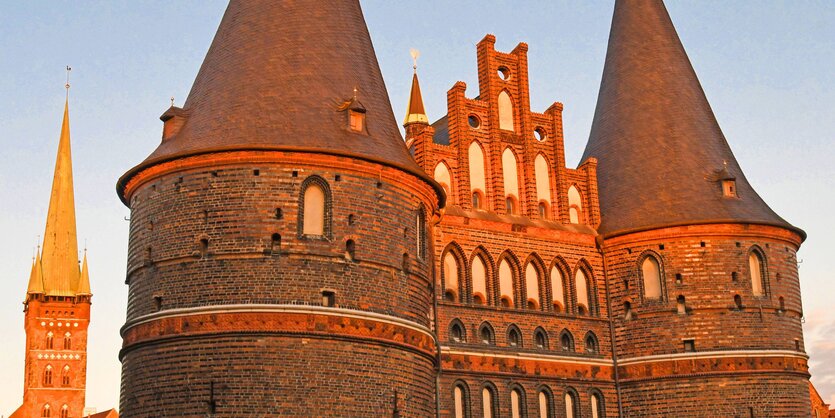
[121,304,437,359]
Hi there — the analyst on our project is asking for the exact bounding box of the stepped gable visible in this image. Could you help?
[118,0,440,202]
[582,0,803,239]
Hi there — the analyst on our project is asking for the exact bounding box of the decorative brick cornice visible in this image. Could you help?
[121,304,437,361]
[441,347,614,381]
[617,350,809,382]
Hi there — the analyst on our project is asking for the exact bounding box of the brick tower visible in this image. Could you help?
[11,97,92,418]
[115,1,443,416]
[583,1,809,416]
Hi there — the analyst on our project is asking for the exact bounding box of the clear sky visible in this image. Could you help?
[0,1,833,413]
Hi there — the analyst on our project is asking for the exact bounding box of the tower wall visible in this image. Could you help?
[119,151,439,416]
[15,297,90,418]
[605,224,809,417]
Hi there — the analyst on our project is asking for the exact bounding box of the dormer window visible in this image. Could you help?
[349,109,365,132]
[722,179,737,198]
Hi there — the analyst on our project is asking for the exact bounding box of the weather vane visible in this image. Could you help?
[410,48,420,71]
[65,66,72,91]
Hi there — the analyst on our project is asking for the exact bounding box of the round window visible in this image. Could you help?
[497,66,510,80]
[468,115,481,129]
[534,127,547,141]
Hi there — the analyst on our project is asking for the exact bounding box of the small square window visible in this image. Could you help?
[322,291,336,307]
[349,110,365,132]
[722,180,737,197]
[683,339,696,352]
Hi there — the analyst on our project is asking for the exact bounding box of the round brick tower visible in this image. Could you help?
[116,1,443,416]
[583,1,809,417]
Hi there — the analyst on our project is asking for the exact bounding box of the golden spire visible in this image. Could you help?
[39,77,81,297]
[403,48,428,126]
[26,251,44,295]
[77,249,91,295]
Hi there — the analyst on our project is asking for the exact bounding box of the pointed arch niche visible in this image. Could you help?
[433,161,453,199]
[498,90,515,131]
[568,185,583,224]
[502,148,521,214]
[468,142,487,209]
[534,154,552,218]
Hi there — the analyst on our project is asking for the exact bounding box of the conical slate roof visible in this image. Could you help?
[582,0,803,239]
[118,0,441,202]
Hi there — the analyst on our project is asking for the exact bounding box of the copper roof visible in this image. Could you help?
[582,0,803,239]
[118,0,443,204]
[38,99,85,296]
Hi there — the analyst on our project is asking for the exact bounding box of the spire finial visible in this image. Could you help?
[65,66,71,95]
[409,48,420,72]
[352,86,358,100]
[170,96,175,107]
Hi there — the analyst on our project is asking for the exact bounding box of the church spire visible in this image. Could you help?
[39,95,81,296]
[404,49,428,126]
[77,250,91,295]
[582,0,802,239]
[26,252,44,296]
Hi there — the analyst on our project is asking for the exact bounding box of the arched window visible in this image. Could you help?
[46,332,54,350]
[534,328,548,350]
[499,259,515,307]
[42,404,51,418]
[299,176,331,237]
[585,332,598,354]
[502,148,520,214]
[416,206,427,260]
[450,320,466,343]
[624,301,633,320]
[538,388,553,418]
[61,365,70,386]
[575,269,590,315]
[479,323,495,345]
[482,385,498,418]
[525,263,541,310]
[60,405,69,418]
[498,91,514,131]
[444,252,461,302]
[778,296,786,313]
[507,325,522,347]
[43,365,53,386]
[63,332,71,350]
[453,381,470,418]
[567,185,583,224]
[468,142,487,209]
[534,154,552,215]
[734,294,743,310]
[677,295,686,315]
[749,250,766,296]
[551,265,565,312]
[641,255,663,299]
[538,202,549,220]
[560,330,574,352]
[564,389,579,418]
[472,255,488,305]
[434,161,453,198]
[591,391,605,418]
[510,387,525,418]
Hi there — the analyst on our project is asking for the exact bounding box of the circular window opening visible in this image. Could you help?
[468,115,481,129]
[534,127,547,142]
[497,66,510,80]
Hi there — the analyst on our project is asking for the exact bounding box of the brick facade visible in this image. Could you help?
[114,1,813,416]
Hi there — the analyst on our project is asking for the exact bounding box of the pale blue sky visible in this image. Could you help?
[0,1,833,413]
